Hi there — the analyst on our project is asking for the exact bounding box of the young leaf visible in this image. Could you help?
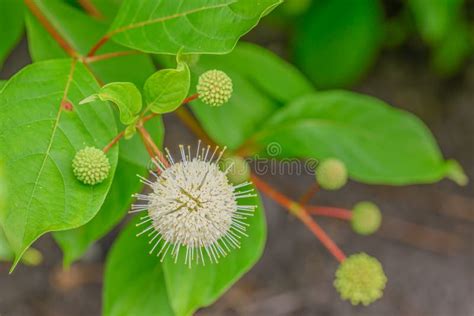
[104,189,266,316]
[252,91,464,185]
[0,0,24,68]
[144,62,190,114]
[0,59,118,269]
[80,82,142,125]
[53,118,164,266]
[25,0,155,87]
[109,0,282,54]
[162,191,266,316]
[103,217,174,316]
[293,0,383,88]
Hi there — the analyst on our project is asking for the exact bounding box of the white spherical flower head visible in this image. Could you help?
[132,142,256,266]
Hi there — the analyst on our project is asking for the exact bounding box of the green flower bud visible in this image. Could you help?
[220,156,250,184]
[334,253,387,306]
[197,70,233,107]
[351,201,382,235]
[21,248,43,266]
[315,158,348,190]
[72,147,110,185]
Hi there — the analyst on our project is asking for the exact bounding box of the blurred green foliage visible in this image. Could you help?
[271,0,473,88]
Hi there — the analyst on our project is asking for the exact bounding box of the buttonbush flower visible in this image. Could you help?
[72,146,110,185]
[132,142,256,266]
[197,69,233,107]
[351,201,382,235]
[334,253,387,305]
[315,158,348,190]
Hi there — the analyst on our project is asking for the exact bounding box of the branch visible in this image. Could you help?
[251,174,346,262]
[77,0,103,19]
[298,183,320,206]
[24,0,79,58]
[103,131,124,153]
[85,50,142,63]
[306,206,352,221]
[137,126,170,169]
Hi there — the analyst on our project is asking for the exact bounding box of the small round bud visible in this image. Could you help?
[351,201,382,235]
[220,156,250,184]
[21,248,43,266]
[315,158,348,190]
[72,147,110,185]
[197,70,233,107]
[334,253,387,306]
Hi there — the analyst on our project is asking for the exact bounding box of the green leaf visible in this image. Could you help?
[408,0,464,45]
[156,42,312,149]
[53,118,164,266]
[0,227,13,262]
[0,80,6,91]
[252,91,461,185]
[103,217,174,316]
[293,0,383,88]
[0,59,118,269]
[431,19,473,76]
[104,187,266,316]
[162,189,266,316]
[25,0,155,87]
[0,0,24,68]
[109,0,282,54]
[80,82,143,125]
[0,161,9,260]
[144,62,190,114]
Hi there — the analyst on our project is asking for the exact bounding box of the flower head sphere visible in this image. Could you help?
[334,253,387,306]
[351,201,382,235]
[197,69,233,107]
[72,146,110,185]
[315,158,348,190]
[132,142,256,266]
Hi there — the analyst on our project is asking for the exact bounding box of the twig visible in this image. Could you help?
[24,0,78,58]
[298,183,320,207]
[85,50,142,63]
[251,174,346,262]
[307,206,352,221]
[78,0,103,19]
[137,126,170,169]
[87,32,117,57]
[103,131,124,153]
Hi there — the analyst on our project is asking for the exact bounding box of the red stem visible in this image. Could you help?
[251,175,346,262]
[78,0,103,19]
[85,50,141,63]
[299,183,320,206]
[137,126,170,169]
[103,131,124,153]
[87,32,115,57]
[24,0,78,58]
[307,206,352,221]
